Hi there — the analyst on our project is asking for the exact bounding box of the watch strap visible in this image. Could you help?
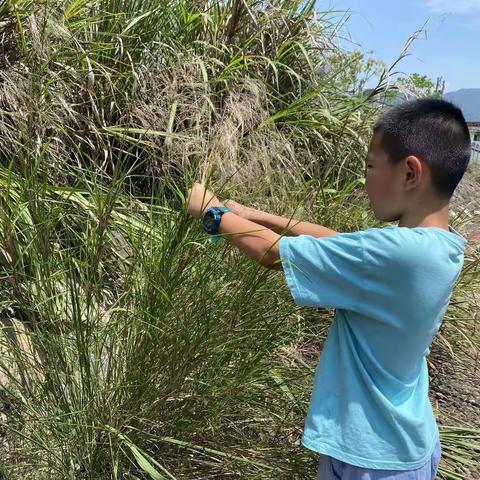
[203,206,232,236]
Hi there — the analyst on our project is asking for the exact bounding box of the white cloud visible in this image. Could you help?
[424,0,480,14]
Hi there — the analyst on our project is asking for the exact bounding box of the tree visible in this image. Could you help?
[395,73,445,98]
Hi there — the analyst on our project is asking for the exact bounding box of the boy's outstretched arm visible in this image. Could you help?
[216,209,284,270]
[224,199,339,238]
[186,183,283,269]
[186,183,336,270]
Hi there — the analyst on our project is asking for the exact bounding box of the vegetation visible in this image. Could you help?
[0,0,478,478]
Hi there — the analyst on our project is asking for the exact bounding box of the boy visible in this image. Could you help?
[186,98,471,479]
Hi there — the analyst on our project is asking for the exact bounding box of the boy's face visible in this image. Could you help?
[364,132,407,222]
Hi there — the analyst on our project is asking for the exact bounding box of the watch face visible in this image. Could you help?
[203,212,215,229]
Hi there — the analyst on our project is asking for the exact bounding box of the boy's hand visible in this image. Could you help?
[223,199,253,220]
[186,182,224,219]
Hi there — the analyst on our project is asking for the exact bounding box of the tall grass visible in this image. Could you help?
[0,0,381,193]
[0,1,479,479]
[0,165,302,478]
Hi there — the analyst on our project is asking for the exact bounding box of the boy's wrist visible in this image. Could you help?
[202,201,225,214]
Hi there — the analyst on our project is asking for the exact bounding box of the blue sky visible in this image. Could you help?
[328,0,480,92]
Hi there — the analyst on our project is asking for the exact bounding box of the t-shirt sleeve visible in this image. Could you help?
[279,231,366,310]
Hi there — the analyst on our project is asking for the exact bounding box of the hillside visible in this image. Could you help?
[443,88,480,122]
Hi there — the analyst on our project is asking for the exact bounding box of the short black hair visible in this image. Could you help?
[373,98,471,199]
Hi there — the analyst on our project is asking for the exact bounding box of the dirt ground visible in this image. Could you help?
[450,164,480,242]
[430,164,480,479]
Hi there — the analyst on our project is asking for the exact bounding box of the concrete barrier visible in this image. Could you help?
[472,142,480,164]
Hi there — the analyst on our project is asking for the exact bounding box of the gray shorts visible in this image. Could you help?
[316,439,442,479]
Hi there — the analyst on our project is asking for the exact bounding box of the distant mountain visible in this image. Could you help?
[361,87,480,122]
[443,88,480,122]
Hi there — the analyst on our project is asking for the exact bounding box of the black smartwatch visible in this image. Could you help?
[202,206,232,235]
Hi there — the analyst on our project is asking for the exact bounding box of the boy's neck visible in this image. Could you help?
[397,202,450,231]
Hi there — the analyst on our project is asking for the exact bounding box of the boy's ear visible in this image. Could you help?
[404,155,423,190]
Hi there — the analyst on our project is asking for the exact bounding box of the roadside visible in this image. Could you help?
[431,163,480,479]
[451,163,480,242]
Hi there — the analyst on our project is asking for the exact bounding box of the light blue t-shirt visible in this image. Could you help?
[279,225,467,470]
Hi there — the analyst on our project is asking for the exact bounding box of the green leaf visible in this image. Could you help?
[122,10,155,34]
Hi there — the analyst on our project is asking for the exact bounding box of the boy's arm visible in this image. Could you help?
[224,199,339,238]
[214,207,283,270]
[215,202,338,271]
